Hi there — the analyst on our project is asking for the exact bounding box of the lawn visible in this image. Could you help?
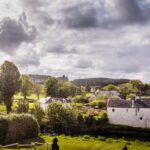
[7,135,150,150]
[13,93,45,101]
[0,92,45,113]
[0,103,6,112]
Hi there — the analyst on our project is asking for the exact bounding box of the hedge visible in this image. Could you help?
[0,114,39,144]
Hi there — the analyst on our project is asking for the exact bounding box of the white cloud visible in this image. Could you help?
[0,0,150,82]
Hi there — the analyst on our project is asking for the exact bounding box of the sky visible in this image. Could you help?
[0,0,150,82]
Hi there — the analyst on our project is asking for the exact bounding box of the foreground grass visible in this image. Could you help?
[7,135,149,150]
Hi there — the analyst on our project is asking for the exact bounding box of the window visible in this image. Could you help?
[112,108,115,112]
[140,117,143,120]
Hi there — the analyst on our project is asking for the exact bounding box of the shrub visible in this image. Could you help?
[89,101,106,109]
[126,93,136,99]
[16,101,29,113]
[83,135,91,139]
[97,101,106,109]
[98,136,106,141]
[30,103,45,125]
[89,101,97,108]
[0,114,39,144]
[100,112,107,121]
[72,95,88,103]
[97,95,108,101]
[47,102,77,133]
[0,116,8,144]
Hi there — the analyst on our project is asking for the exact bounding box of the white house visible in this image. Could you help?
[107,99,150,129]
[39,97,68,110]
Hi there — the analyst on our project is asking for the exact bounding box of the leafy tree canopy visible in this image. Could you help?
[20,75,33,100]
[44,76,59,97]
[0,61,20,113]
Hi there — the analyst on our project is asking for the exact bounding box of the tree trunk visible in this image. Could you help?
[4,97,12,114]
[6,101,12,114]
[24,94,26,100]
[37,93,39,100]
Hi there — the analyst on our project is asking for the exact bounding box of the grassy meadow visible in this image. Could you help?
[0,93,45,113]
[4,135,150,150]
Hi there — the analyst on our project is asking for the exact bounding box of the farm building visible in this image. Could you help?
[107,98,150,129]
[39,97,68,110]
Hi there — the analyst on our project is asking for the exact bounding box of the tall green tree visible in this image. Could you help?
[103,84,118,91]
[118,83,136,99]
[20,75,33,100]
[58,82,81,98]
[0,61,20,113]
[141,83,150,96]
[44,77,59,97]
[130,80,143,96]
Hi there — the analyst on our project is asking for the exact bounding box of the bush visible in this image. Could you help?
[47,102,77,133]
[100,112,108,121]
[89,101,97,108]
[95,112,108,125]
[83,135,91,139]
[0,114,39,144]
[30,103,45,125]
[72,95,88,103]
[98,136,106,141]
[97,95,108,101]
[89,100,106,109]
[16,101,29,113]
[97,101,106,109]
[0,116,8,144]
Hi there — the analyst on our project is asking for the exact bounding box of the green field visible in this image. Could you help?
[13,93,45,101]
[0,92,45,113]
[4,135,149,150]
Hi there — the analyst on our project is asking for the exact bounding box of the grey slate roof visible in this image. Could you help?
[107,99,150,108]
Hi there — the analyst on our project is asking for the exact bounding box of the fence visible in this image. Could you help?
[0,142,51,150]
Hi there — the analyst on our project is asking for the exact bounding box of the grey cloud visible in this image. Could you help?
[61,2,99,29]
[38,13,53,25]
[14,51,40,67]
[95,46,150,74]
[21,0,53,25]
[45,44,77,55]
[116,0,146,23]
[21,0,43,11]
[60,0,150,30]
[20,0,150,30]
[0,16,37,53]
[75,60,93,69]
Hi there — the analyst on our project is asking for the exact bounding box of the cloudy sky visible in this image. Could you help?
[0,0,150,82]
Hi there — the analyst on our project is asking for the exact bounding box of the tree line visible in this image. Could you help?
[0,60,82,114]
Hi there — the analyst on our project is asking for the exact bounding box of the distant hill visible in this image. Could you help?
[72,77,130,87]
[27,74,68,84]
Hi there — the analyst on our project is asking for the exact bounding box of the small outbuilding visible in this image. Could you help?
[39,97,68,110]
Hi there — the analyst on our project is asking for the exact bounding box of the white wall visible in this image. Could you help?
[40,103,48,110]
[107,107,150,129]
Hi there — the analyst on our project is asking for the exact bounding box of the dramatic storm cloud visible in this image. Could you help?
[1,0,150,82]
[0,13,37,53]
